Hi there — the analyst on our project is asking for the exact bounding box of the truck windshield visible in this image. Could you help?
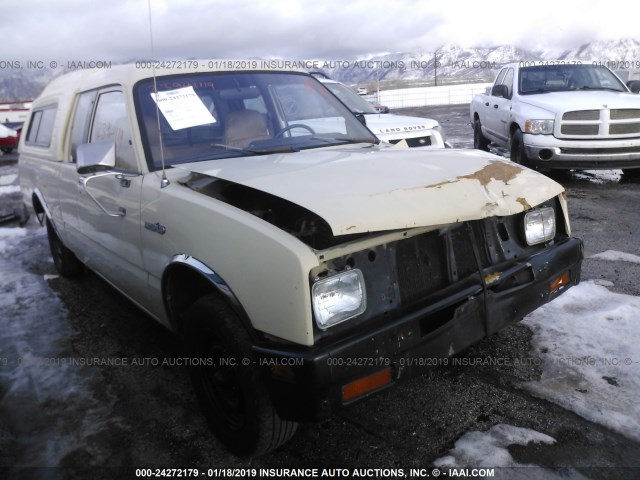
[134,71,378,170]
[519,65,627,95]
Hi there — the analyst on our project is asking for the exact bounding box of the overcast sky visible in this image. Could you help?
[4,0,638,62]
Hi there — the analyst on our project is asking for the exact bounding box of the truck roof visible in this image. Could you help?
[33,62,306,106]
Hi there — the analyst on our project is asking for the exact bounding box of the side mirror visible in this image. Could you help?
[354,113,367,126]
[627,80,640,94]
[77,141,116,174]
[491,84,509,99]
[491,85,509,98]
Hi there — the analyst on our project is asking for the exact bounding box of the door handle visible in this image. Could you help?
[78,171,137,217]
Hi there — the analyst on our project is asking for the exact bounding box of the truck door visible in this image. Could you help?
[72,88,147,295]
[484,68,513,143]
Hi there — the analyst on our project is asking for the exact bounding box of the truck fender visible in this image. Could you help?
[32,188,52,227]
[161,254,253,336]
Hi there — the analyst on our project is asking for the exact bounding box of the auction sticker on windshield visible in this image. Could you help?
[150,86,216,130]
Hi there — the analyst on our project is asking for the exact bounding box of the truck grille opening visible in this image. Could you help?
[560,109,640,138]
[396,232,447,305]
[562,110,599,121]
[388,136,432,147]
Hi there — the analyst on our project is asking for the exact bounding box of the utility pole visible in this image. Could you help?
[434,49,437,86]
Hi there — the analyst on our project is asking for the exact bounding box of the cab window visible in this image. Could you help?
[90,91,138,172]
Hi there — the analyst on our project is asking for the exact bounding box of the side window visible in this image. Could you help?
[502,68,514,98]
[70,91,97,162]
[90,91,137,172]
[26,106,57,147]
[493,69,507,91]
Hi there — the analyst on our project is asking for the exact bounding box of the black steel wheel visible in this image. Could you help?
[183,294,297,456]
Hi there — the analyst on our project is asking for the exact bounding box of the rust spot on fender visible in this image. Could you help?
[458,160,523,186]
[517,197,532,210]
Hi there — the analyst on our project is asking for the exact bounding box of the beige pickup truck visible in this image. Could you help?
[19,64,583,456]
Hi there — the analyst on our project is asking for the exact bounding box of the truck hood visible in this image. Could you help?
[176,146,564,236]
[520,90,640,113]
[364,113,439,135]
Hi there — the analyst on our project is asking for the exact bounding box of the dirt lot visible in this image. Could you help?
[1,106,640,479]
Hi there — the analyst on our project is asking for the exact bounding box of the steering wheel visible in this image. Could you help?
[275,124,316,137]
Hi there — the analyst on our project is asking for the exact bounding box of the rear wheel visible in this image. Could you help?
[473,119,490,151]
[46,218,83,277]
[183,294,297,456]
[510,128,529,166]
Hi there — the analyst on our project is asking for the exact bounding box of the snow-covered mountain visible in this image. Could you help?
[324,39,640,85]
[1,39,639,102]
[0,68,55,104]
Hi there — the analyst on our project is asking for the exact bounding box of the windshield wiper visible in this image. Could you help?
[522,88,560,94]
[330,137,379,145]
[575,86,624,92]
[211,143,299,154]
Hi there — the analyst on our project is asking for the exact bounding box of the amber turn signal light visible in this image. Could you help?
[342,367,393,403]
[550,271,571,294]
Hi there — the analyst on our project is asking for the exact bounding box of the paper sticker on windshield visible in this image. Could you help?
[150,86,216,130]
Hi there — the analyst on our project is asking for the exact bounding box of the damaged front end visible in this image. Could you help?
[177,152,583,421]
[254,194,583,421]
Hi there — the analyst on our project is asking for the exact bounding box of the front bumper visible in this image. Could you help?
[254,236,583,422]
[524,134,640,169]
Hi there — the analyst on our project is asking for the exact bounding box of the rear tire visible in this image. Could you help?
[183,294,298,456]
[473,119,490,151]
[46,218,83,277]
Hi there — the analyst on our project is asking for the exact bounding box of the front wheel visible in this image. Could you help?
[473,119,490,151]
[183,294,298,456]
[510,129,529,166]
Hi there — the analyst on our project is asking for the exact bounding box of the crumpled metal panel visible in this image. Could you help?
[177,146,564,235]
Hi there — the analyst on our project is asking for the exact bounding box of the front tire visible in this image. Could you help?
[183,294,298,456]
[510,128,529,166]
[46,218,83,277]
[473,119,490,151]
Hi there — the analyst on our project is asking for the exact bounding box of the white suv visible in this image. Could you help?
[319,77,451,148]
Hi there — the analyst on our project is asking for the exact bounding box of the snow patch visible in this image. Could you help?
[0,227,119,467]
[523,281,640,441]
[0,185,20,195]
[0,227,28,254]
[0,174,17,186]
[433,424,581,479]
[590,250,640,265]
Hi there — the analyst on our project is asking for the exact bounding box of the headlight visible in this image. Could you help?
[524,119,554,135]
[524,207,556,245]
[312,269,366,329]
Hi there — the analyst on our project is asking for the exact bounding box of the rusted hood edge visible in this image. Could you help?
[176,148,565,235]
